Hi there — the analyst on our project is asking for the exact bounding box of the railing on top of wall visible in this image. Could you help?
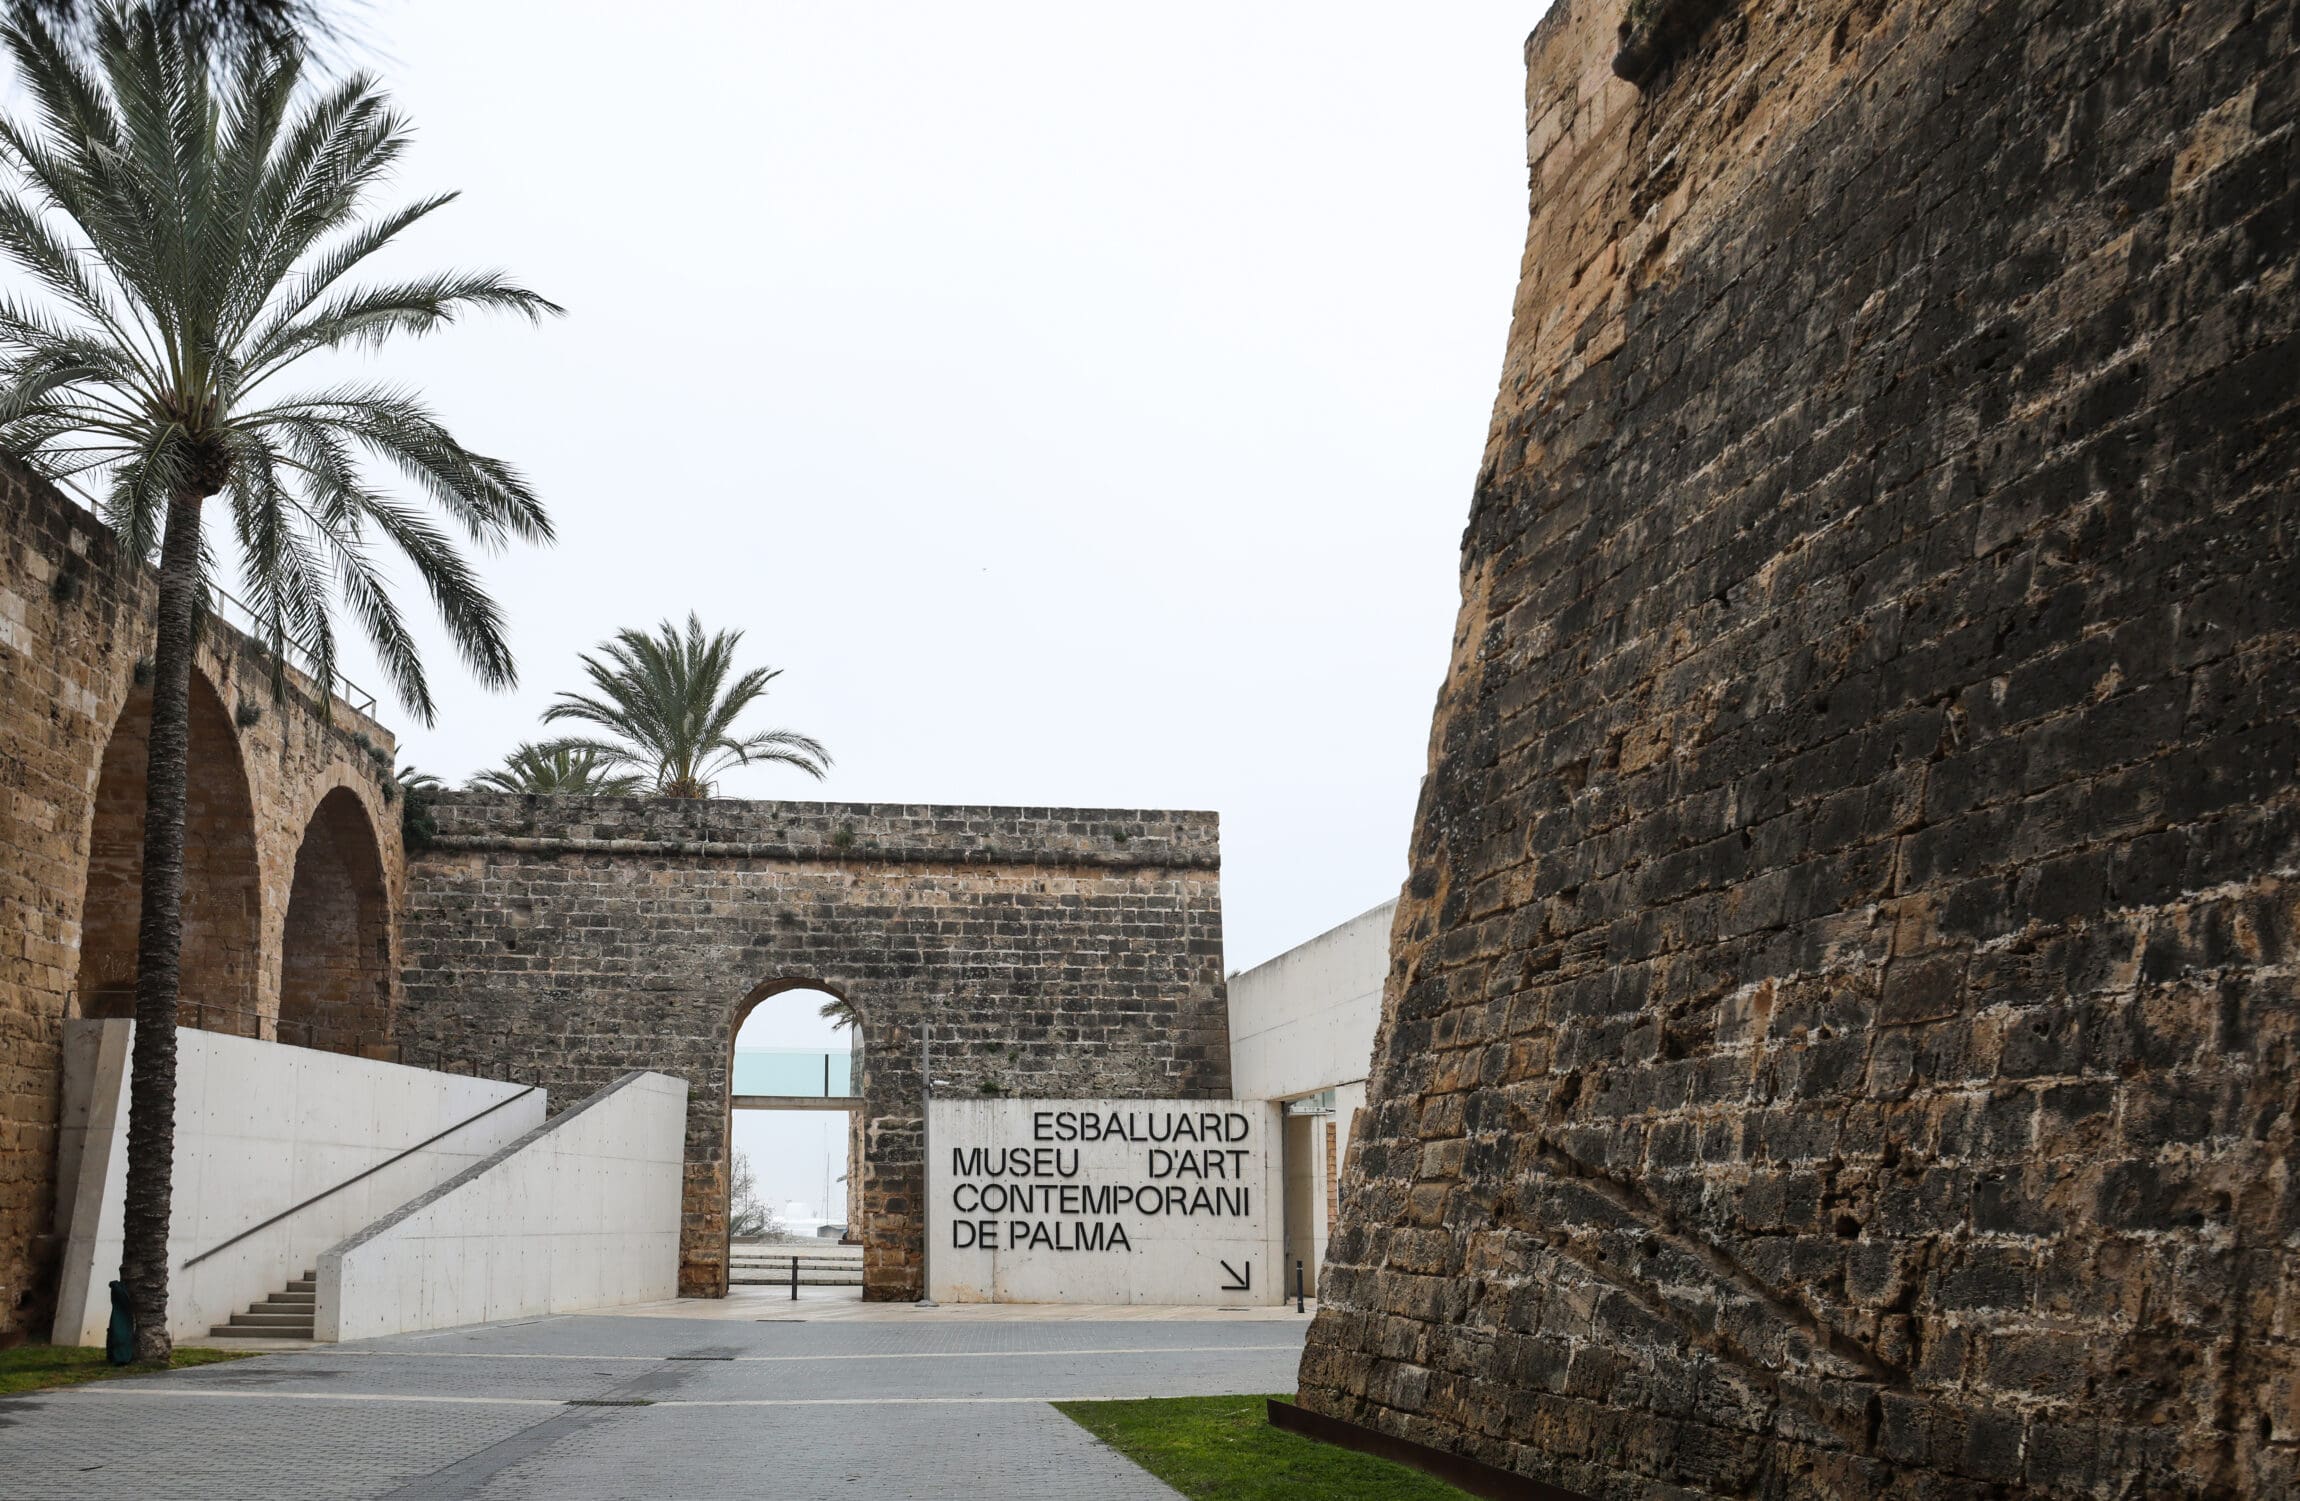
[51,474,381,718]
[207,584,380,718]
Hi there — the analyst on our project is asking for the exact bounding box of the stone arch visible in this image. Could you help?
[725,977,867,1260]
[76,669,263,1029]
[277,786,393,1053]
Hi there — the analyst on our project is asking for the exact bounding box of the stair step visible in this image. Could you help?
[208,1271,322,1340]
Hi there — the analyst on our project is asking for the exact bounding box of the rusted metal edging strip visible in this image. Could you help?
[1265,1399,1592,1501]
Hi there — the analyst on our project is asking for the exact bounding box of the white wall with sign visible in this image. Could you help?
[928,1097,1283,1305]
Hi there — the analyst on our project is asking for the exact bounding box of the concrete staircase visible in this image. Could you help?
[209,1270,316,1339]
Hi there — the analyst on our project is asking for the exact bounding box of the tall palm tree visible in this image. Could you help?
[0,6,557,1359]
[543,614,830,797]
[468,741,644,795]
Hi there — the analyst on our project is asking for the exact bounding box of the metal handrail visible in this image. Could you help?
[180,1084,540,1270]
[49,474,381,717]
[207,583,380,717]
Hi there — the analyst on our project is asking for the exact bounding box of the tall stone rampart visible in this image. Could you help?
[398,793,1229,1301]
[0,455,406,1343]
[1300,1,2299,1496]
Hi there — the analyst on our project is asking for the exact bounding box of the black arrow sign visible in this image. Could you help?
[1218,1259,1251,1292]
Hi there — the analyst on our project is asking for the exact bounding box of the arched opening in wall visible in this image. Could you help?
[728,980,862,1303]
[76,670,262,1031]
[278,788,392,1054]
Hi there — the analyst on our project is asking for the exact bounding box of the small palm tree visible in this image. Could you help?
[0,7,556,1359]
[468,742,644,796]
[543,614,829,797]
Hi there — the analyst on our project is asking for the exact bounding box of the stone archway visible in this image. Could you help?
[725,978,864,1257]
[399,795,1231,1301]
[75,670,262,1031]
[277,787,393,1054]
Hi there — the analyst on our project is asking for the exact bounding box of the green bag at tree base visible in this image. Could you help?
[106,1280,133,1365]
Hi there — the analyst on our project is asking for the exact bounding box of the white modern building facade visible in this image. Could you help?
[1224,899,1393,1301]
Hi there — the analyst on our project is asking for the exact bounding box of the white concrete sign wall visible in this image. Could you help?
[927,1098,1282,1306]
[319,1070,688,1341]
[51,1021,543,1346]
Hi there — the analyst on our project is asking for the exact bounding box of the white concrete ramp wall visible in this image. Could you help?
[319,1070,688,1341]
[52,1021,543,1346]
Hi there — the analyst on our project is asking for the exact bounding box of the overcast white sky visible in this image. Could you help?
[337,3,1542,1213]
[19,1,1550,1211]
[307,0,1544,989]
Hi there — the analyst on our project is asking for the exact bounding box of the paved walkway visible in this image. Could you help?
[0,1301,1311,1499]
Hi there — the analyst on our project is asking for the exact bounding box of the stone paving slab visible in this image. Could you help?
[0,1314,1306,1499]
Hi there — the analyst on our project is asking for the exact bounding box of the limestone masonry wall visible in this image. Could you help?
[0,455,406,1344]
[398,794,1229,1301]
[1300,1,2300,1497]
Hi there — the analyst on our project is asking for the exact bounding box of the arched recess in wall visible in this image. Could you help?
[278,787,393,1054]
[76,669,263,1029]
[728,978,865,1260]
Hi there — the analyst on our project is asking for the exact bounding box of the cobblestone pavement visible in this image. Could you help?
[0,1314,1310,1499]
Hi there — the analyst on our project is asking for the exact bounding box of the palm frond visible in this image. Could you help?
[540,614,831,796]
[467,741,646,796]
[0,4,559,726]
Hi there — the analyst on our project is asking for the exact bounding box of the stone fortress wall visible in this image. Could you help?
[0,456,407,1344]
[397,794,1231,1302]
[1300,1,2300,1497]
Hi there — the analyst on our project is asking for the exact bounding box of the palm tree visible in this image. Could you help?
[467,741,644,796]
[543,614,830,797]
[0,7,557,1359]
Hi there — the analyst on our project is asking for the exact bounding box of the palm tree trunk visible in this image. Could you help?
[121,488,205,1364]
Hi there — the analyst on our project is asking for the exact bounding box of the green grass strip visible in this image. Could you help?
[0,1344,254,1396]
[1055,1393,1471,1500]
